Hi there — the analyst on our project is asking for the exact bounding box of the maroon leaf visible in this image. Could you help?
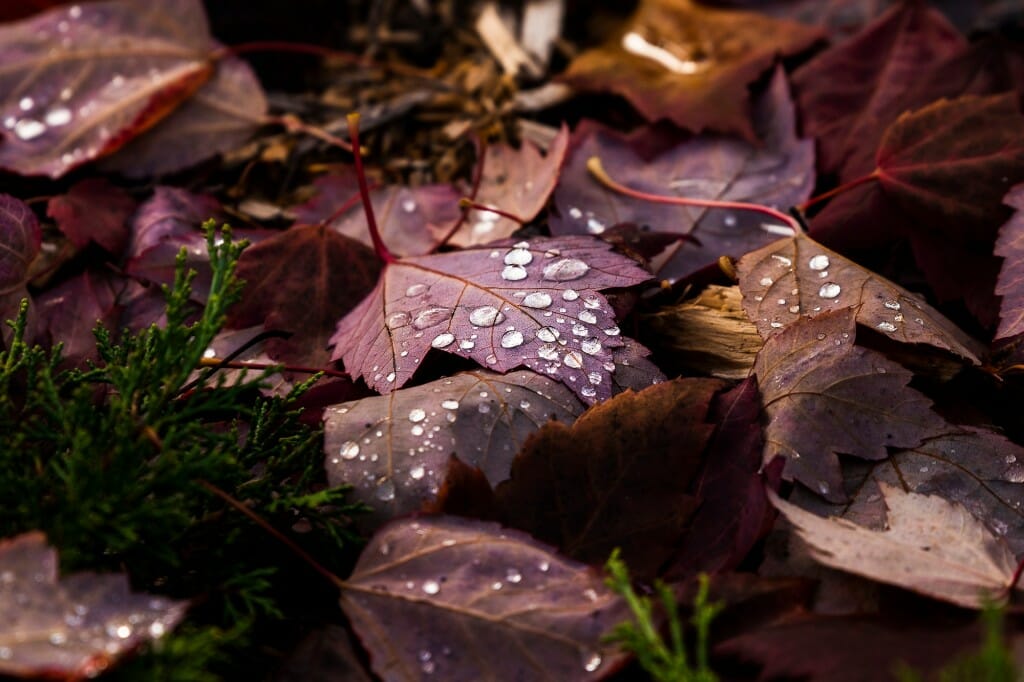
[735,231,983,364]
[667,378,773,579]
[340,516,628,681]
[0,0,216,178]
[47,178,134,254]
[36,269,121,367]
[423,454,500,521]
[324,369,584,531]
[449,125,570,247]
[792,1,966,180]
[551,67,815,283]
[97,51,267,177]
[559,0,822,139]
[753,308,949,502]
[0,532,187,680]
[0,193,40,291]
[495,378,725,578]
[996,184,1024,339]
[228,224,381,367]
[330,235,652,404]
[294,172,461,257]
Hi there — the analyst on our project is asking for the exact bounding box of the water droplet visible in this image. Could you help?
[441,399,459,410]
[519,399,531,409]
[770,321,783,329]
[603,326,620,336]
[1005,464,1024,483]
[478,402,491,414]
[339,441,360,460]
[149,622,166,637]
[504,248,533,266]
[572,322,588,337]
[469,305,504,327]
[808,254,830,271]
[759,276,773,287]
[817,480,830,495]
[564,350,583,369]
[581,386,597,398]
[588,371,602,385]
[723,213,737,227]
[44,107,71,126]
[376,479,396,501]
[788,305,800,314]
[578,310,598,324]
[877,321,897,332]
[502,264,528,281]
[581,338,602,355]
[491,581,503,590]
[69,5,82,18]
[522,292,553,308]
[538,344,559,361]
[1006,454,1017,465]
[422,579,440,595]
[406,283,428,297]
[432,332,455,348]
[385,372,396,382]
[409,408,426,423]
[402,198,417,213]
[562,289,579,301]
[818,282,841,299]
[459,339,475,350]
[883,299,901,310]
[49,631,67,645]
[582,651,603,672]
[816,333,826,340]
[386,311,410,329]
[569,207,583,219]
[14,118,46,140]
[543,258,589,281]
[506,568,522,583]
[413,306,451,329]
[771,254,793,267]
[536,326,559,342]
[18,96,33,111]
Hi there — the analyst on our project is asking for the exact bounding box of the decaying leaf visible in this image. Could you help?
[996,184,1024,340]
[770,483,1022,608]
[551,67,815,283]
[0,532,187,680]
[754,308,949,501]
[736,231,983,364]
[331,235,652,404]
[323,370,583,531]
[340,516,628,681]
[560,0,822,139]
[496,377,724,577]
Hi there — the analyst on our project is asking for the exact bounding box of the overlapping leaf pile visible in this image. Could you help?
[2,0,1024,679]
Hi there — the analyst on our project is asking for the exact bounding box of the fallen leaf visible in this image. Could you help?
[36,269,121,367]
[0,193,40,291]
[323,370,583,531]
[275,625,374,682]
[552,66,815,283]
[228,224,381,367]
[769,483,1022,608]
[754,308,949,501]
[340,516,628,681]
[792,1,966,179]
[47,179,135,254]
[330,235,652,404]
[495,378,725,577]
[736,231,983,364]
[0,0,217,178]
[996,184,1024,339]
[559,0,822,139]
[0,532,187,680]
[449,125,570,247]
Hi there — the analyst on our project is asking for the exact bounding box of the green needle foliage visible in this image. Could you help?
[605,549,723,682]
[0,224,363,679]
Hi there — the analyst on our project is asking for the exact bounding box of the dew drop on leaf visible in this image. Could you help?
[603,326,620,336]
[808,254,830,271]
[884,300,901,310]
[522,292,553,308]
[386,311,410,329]
[578,310,598,324]
[431,332,455,348]
[410,465,425,480]
[504,248,533,266]
[340,441,360,460]
[406,283,428,297]
[500,330,525,348]
[564,350,584,369]
[422,579,440,595]
[441,399,459,410]
[542,258,589,281]
[538,344,559,361]
[581,338,602,355]
[459,339,475,350]
[818,282,841,299]
[413,306,452,329]
[409,408,426,423]
[376,479,396,501]
[501,265,528,281]
[877,321,897,332]
[582,651,602,672]
[469,305,504,327]
[581,386,597,398]
[536,326,558,342]
[562,289,579,301]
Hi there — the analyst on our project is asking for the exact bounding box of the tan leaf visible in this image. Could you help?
[769,483,1021,609]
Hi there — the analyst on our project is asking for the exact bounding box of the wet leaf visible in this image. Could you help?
[450,125,570,247]
[736,231,983,364]
[0,0,217,178]
[770,483,1022,608]
[47,179,135,254]
[0,193,40,291]
[295,173,461,257]
[36,269,121,368]
[340,516,628,681]
[875,93,1024,238]
[754,308,949,502]
[323,370,584,531]
[495,378,725,577]
[552,67,815,283]
[0,532,187,680]
[560,0,822,139]
[996,184,1024,340]
[228,225,381,367]
[330,235,652,404]
[792,2,966,179]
